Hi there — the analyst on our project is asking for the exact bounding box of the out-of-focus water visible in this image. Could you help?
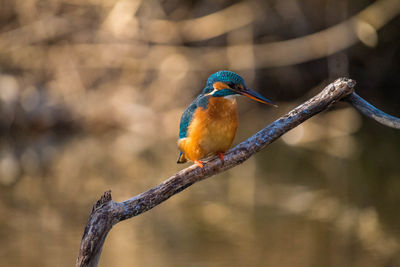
[1,103,400,267]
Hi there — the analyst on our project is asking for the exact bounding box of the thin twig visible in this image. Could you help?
[344,92,400,129]
[76,78,400,267]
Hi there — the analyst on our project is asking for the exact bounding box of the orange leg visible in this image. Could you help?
[194,160,204,168]
[217,152,224,161]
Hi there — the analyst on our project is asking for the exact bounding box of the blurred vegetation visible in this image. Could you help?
[0,0,399,266]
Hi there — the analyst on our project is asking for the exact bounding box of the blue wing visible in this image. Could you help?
[179,95,209,139]
[179,101,197,139]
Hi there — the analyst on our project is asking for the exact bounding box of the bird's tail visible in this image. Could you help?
[177,152,187,164]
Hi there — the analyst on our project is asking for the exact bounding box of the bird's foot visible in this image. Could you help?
[217,152,224,161]
[194,160,204,168]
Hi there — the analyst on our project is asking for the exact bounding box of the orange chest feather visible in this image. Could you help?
[188,97,238,151]
[202,97,238,128]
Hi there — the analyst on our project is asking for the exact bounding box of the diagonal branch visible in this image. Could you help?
[76,78,400,267]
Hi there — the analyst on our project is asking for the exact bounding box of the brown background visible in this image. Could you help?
[0,0,399,266]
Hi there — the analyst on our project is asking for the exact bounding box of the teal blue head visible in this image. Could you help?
[202,70,277,106]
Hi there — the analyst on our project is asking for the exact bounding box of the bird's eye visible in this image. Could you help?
[226,82,235,88]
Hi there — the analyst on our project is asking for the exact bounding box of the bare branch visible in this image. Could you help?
[76,77,400,267]
[344,92,400,129]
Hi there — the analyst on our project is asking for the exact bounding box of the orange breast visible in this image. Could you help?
[178,97,238,162]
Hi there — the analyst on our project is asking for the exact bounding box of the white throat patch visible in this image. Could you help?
[224,95,236,102]
[204,88,218,96]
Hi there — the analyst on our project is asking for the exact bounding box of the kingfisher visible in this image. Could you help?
[177,70,276,168]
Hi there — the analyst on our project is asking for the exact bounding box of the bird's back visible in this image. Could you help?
[178,94,208,139]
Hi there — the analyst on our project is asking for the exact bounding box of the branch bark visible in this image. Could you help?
[76,78,400,267]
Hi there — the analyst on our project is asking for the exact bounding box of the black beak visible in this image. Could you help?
[235,87,277,107]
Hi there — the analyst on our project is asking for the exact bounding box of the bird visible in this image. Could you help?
[177,70,276,168]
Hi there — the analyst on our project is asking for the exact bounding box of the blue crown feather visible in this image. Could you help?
[203,70,246,94]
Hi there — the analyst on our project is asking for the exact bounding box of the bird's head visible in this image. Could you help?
[202,70,277,107]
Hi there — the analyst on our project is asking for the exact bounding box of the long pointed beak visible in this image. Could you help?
[238,88,277,107]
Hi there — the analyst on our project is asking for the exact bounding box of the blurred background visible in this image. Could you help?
[0,0,399,266]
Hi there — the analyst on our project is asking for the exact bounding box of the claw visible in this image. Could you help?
[194,160,204,168]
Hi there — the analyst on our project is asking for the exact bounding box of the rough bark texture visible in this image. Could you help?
[76,78,400,267]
